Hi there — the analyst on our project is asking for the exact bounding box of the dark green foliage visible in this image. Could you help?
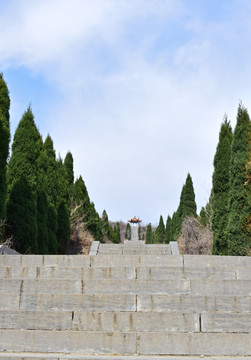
[112,222,121,244]
[170,211,176,242]
[36,190,49,254]
[6,177,38,254]
[0,74,10,228]
[226,104,251,255]
[57,201,70,254]
[155,215,165,243]
[0,74,10,125]
[212,118,233,254]
[125,222,131,240]
[64,152,74,186]
[138,224,142,240]
[7,107,42,190]
[172,174,197,240]
[85,202,102,242]
[56,157,69,206]
[42,135,58,206]
[73,176,91,216]
[146,223,152,244]
[101,210,111,242]
[47,203,58,254]
[165,215,172,243]
[183,173,197,217]
[200,207,208,227]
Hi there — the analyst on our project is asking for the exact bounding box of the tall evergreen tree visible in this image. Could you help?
[156,215,165,243]
[85,202,102,241]
[47,203,58,254]
[64,152,74,186]
[146,223,152,244]
[138,224,142,240]
[36,190,49,254]
[0,74,10,230]
[56,157,69,206]
[172,174,197,240]
[57,201,70,254]
[101,210,111,242]
[212,118,233,254]
[226,104,251,255]
[73,176,91,217]
[7,107,42,191]
[165,215,172,243]
[42,135,58,206]
[6,177,38,253]
[183,173,197,218]
[112,222,121,244]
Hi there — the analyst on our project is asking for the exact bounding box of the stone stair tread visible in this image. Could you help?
[1,354,251,360]
[0,330,251,355]
[1,265,251,280]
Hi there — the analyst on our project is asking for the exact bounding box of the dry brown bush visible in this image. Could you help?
[178,216,213,255]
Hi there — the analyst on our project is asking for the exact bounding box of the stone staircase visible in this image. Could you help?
[0,242,251,359]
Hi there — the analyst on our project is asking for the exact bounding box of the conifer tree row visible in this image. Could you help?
[0,78,105,253]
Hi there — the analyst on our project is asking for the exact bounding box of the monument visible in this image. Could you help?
[128,216,142,242]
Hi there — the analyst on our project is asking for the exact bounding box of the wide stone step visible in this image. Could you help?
[0,310,199,332]
[0,330,251,355]
[1,254,251,268]
[0,266,136,280]
[137,294,251,312]
[18,294,136,311]
[0,279,190,294]
[90,255,183,267]
[0,255,91,267]
[1,265,251,280]
[1,278,250,295]
[98,244,172,255]
[1,355,251,360]
[2,292,251,313]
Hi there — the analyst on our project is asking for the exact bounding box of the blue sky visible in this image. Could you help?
[1,0,251,225]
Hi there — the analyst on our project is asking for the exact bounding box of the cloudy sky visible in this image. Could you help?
[1,0,251,225]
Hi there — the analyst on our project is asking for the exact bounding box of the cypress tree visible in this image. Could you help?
[64,152,74,186]
[101,210,111,241]
[57,201,70,254]
[7,107,41,190]
[173,174,197,240]
[36,190,49,254]
[226,104,251,255]
[165,215,172,243]
[183,173,197,218]
[112,222,121,244]
[73,176,91,216]
[0,74,10,230]
[173,185,185,239]
[138,224,142,240]
[146,223,152,244]
[6,177,38,253]
[56,157,69,206]
[85,202,102,241]
[43,135,58,206]
[156,215,165,243]
[212,118,233,254]
[47,203,58,254]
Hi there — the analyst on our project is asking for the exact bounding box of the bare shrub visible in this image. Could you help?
[178,216,213,255]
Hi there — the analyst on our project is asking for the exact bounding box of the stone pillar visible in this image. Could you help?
[131,225,138,241]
